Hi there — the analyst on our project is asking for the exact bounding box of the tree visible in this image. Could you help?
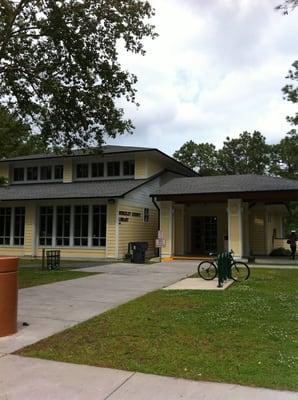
[217,131,270,175]
[276,0,298,14]
[173,140,218,175]
[0,106,47,159]
[270,133,298,179]
[282,61,298,127]
[0,1,157,151]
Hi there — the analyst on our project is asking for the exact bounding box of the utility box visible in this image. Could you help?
[0,257,19,337]
[130,242,148,264]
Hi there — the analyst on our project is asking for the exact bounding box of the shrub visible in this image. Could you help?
[270,247,291,257]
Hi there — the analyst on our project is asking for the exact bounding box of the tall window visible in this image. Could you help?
[27,166,38,181]
[107,161,120,177]
[74,205,89,246]
[144,208,149,223]
[123,160,135,176]
[39,207,53,245]
[92,205,107,246]
[14,207,25,245]
[13,167,24,182]
[56,206,71,246]
[77,164,89,179]
[40,166,52,180]
[54,165,64,180]
[0,208,11,245]
[91,162,104,178]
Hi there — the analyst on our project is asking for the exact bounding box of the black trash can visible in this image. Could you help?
[130,242,148,264]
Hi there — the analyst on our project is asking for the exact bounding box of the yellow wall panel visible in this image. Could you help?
[118,205,158,259]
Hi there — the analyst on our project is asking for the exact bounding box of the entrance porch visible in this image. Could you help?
[159,200,288,260]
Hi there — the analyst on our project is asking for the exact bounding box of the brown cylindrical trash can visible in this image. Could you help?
[0,257,19,337]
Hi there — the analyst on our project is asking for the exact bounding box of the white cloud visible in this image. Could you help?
[107,0,298,155]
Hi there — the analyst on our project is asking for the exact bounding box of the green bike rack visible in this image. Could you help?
[217,252,232,287]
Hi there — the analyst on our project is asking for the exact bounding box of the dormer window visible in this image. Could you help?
[91,162,104,178]
[40,166,52,180]
[123,160,135,176]
[27,166,38,181]
[54,165,63,180]
[77,163,89,179]
[107,161,120,177]
[13,167,24,182]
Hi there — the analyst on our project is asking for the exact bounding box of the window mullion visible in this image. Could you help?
[53,206,57,248]
[88,205,92,247]
[70,205,74,247]
[10,207,14,246]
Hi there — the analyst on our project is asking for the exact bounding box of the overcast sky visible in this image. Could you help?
[107,0,297,156]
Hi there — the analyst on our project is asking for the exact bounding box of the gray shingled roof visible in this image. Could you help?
[152,175,298,196]
[0,145,153,162]
[0,179,147,201]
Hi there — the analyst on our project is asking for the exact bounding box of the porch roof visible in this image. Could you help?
[0,178,148,201]
[151,174,298,202]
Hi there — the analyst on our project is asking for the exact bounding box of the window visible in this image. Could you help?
[74,205,89,246]
[123,160,135,176]
[92,205,107,246]
[13,167,24,182]
[27,166,38,181]
[0,208,11,245]
[14,207,25,245]
[40,166,52,180]
[91,163,104,178]
[107,161,120,177]
[54,165,64,180]
[39,207,53,245]
[56,206,71,246]
[144,208,149,223]
[76,163,89,179]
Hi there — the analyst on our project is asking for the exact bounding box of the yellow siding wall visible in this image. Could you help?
[147,157,163,176]
[118,205,158,259]
[106,202,118,258]
[36,248,106,259]
[0,163,9,179]
[0,248,24,256]
[63,158,73,182]
[135,154,147,179]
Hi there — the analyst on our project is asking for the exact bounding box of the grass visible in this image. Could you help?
[17,269,298,391]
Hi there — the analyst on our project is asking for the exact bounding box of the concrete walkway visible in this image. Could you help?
[0,355,296,400]
[0,262,196,353]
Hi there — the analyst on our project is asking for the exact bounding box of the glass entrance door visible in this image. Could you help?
[190,216,217,255]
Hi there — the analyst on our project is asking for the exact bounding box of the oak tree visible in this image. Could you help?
[0,0,157,151]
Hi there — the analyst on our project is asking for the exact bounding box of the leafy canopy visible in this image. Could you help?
[0,106,46,159]
[0,0,157,151]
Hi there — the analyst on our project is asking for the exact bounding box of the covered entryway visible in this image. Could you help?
[151,175,298,261]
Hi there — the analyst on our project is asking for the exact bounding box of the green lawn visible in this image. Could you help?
[19,268,99,288]
[17,269,298,391]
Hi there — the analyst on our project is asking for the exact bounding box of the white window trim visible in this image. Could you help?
[12,164,64,184]
[37,203,107,249]
[0,206,25,247]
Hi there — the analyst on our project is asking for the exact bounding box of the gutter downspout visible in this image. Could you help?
[152,196,161,258]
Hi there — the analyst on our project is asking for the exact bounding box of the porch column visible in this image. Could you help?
[160,201,174,261]
[242,202,250,257]
[106,200,119,259]
[227,199,243,258]
[24,203,37,257]
[174,204,185,256]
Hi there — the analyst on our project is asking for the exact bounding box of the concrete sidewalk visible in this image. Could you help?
[0,262,196,354]
[0,355,296,400]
